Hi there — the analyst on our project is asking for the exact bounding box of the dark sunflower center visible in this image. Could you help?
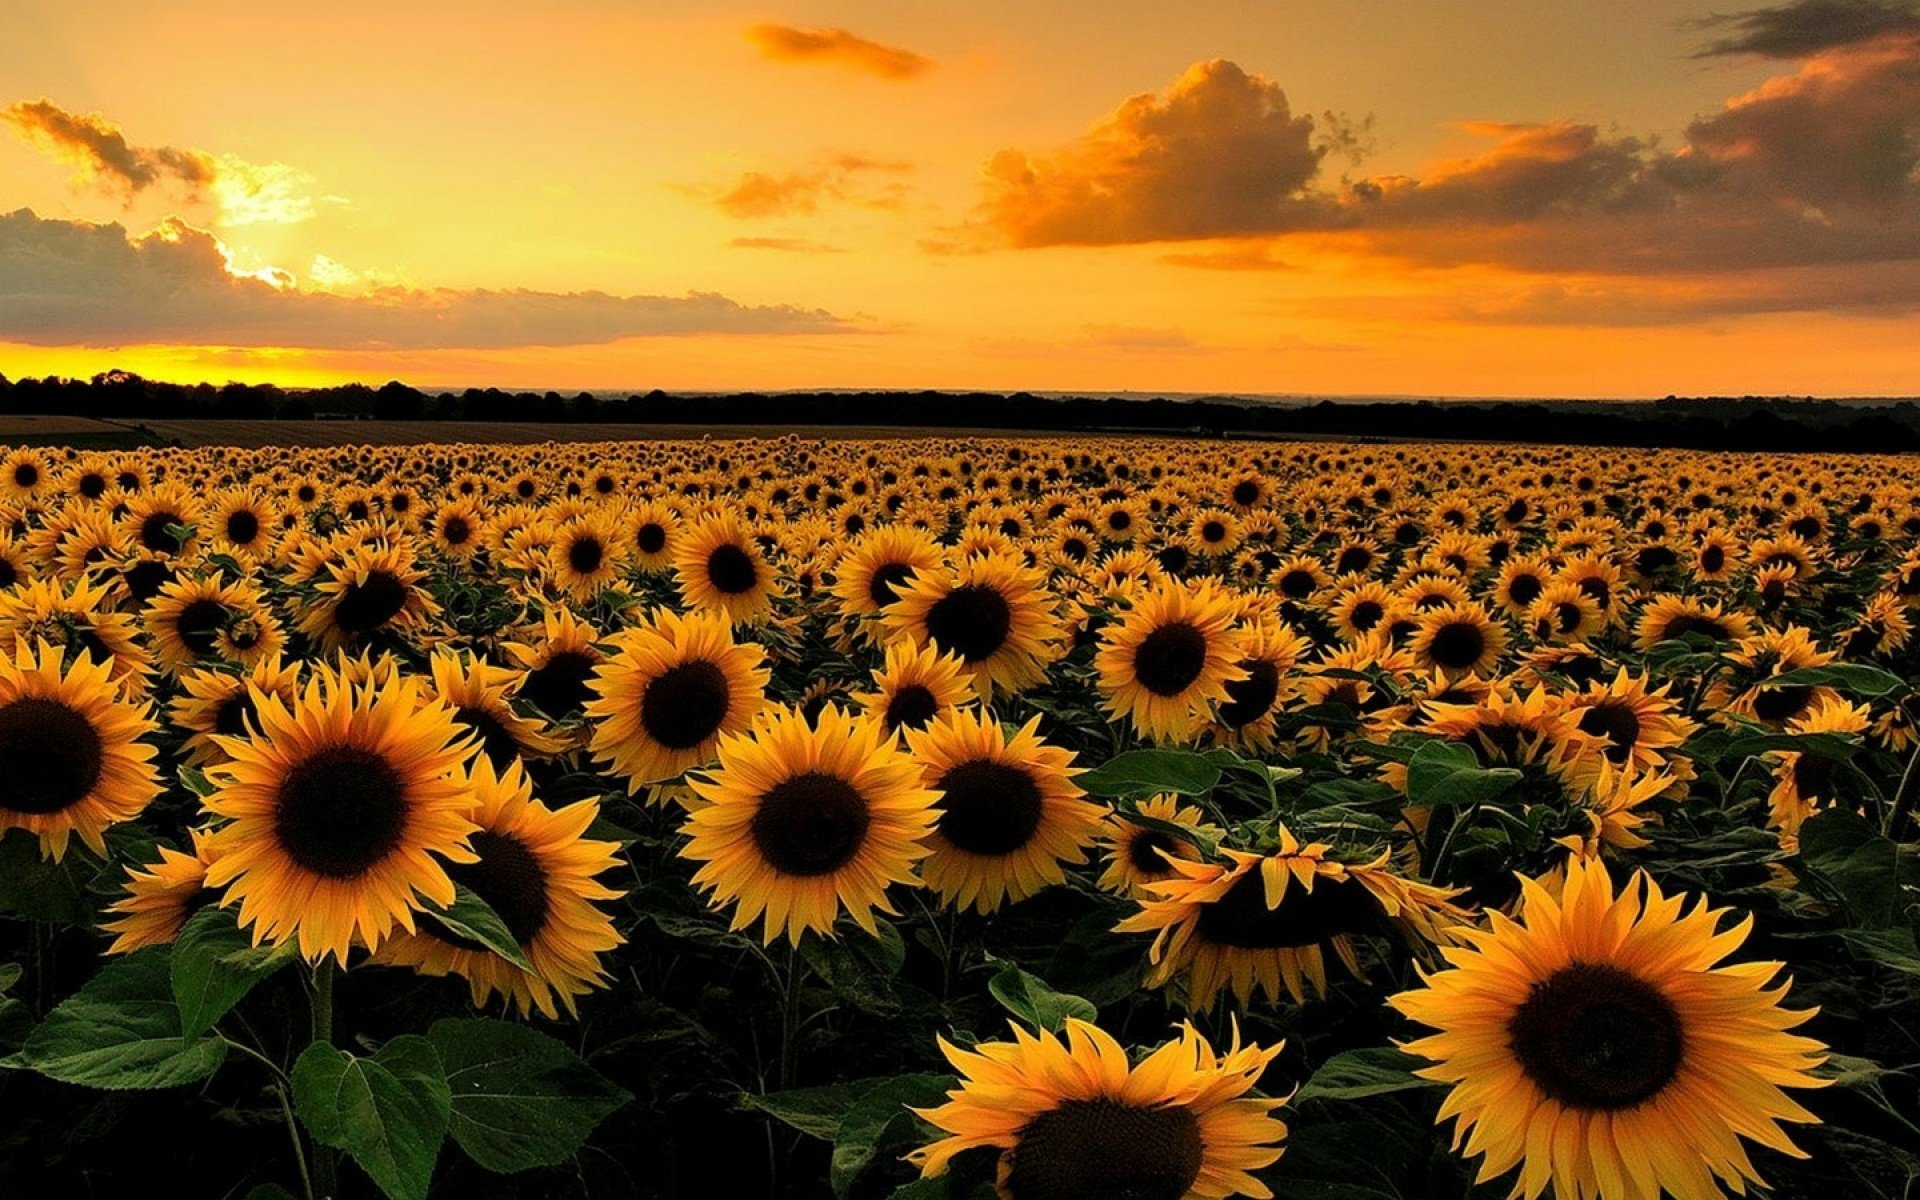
[1700,546,1726,573]
[924,585,1012,663]
[1132,622,1208,697]
[78,472,107,499]
[1508,574,1543,606]
[225,510,260,546]
[13,463,38,488]
[1194,869,1383,949]
[1752,684,1813,723]
[1126,829,1181,874]
[567,536,605,575]
[639,659,732,749]
[442,516,472,545]
[0,557,17,589]
[705,543,759,595]
[1577,701,1641,763]
[0,698,105,815]
[935,760,1044,856]
[1279,569,1316,598]
[1337,547,1372,574]
[1349,600,1384,631]
[750,771,871,876]
[456,706,525,769]
[1661,613,1728,642]
[1507,962,1684,1111]
[520,651,597,718]
[1201,521,1228,543]
[138,511,185,553]
[1792,752,1837,797]
[273,746,409,878]
[867,562,916,608]
[1217,659,1281,729]
[438,831,550,948]
[214,691,260,738]
[332,571,409,635]
[882,683,940,732]
[1427,621,1487,670]
[175,598,227,657]
[636,523,667,554]
[1232,480,1260,506]
[1005,1099,1204,1200]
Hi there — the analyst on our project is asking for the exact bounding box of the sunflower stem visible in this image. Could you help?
[1884,739,1920,838]
[308,958,339,1198]
[275,1080,317,1200]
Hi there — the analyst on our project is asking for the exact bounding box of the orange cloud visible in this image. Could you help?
[703,153,912,219]
[745,24,933,79]
[728,236,847,253]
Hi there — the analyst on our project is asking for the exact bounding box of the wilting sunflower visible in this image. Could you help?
[1408,602,1508,678]
[1391,856,1828,1200]
[0,639,161,859]
[585,607,770,791]
[0,576,154,698]
[102,829,220,954]
[201,674,481,964]
[1117,829,1468,1008]
[428,650,568,770]
[682,705,935,945]
[297,541,440,654]
[372,756,624,1018]
[882,552,1062,700]
[169,655,305,769]
[1095,581,1249,743]
[910,1019,1289,1200]
[853,638,975,736]
[1097,794,1224,897]
[905,709,1107,914]
[674,511,778,625]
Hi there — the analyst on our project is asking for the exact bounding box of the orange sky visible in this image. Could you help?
[2,1,1917,397]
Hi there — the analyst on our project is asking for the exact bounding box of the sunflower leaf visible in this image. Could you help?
[0,828,99,924]
[1765,663,1908,698]
[986,959,1098,1031]
[1076,749,1222,797]
[428,1018,629,1174]
[169,906,295,1037]
[1798,809,1919,928]
[292,1035,449,1200]
[21,945,228,1089]
[1294,1047,1441,1103]
[420,885,536,972]
[1404,741,1522,810]
[827,1073,953,1199]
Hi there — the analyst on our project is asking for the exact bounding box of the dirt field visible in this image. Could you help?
[106,419,1177,449]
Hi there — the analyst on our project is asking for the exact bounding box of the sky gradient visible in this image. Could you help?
[2,0,1917,396]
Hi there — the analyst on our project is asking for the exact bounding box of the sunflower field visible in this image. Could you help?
[0,435,1915,1200]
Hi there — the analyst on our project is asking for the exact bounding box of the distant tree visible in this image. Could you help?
[374,380,427,421]
[278,394,316,420]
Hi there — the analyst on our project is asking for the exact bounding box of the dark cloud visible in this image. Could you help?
[3,99,214,195]
[1692,0,1920,57]
[745,24,933,79]
[0,209,849,349]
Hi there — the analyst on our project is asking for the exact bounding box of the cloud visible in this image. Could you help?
[699,153,912,219]
[727,236,847,253]
[0,209,850,349]
[1082,324,1200,350]
[745,24,933,79]
[970,60,1337,247]
[3,98,323,226]
[1692,0,1920,57]
[1160,244,1296,271]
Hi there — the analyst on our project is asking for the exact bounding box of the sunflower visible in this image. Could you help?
[625,501,678,572]
[1328,580,1397,643]
[208,489,277,559]
[1390,856,1828,1200]
[853,638,975,736]
[0,639,161,860]
[585,607,770,791]
[372,756,625,1018]
[121,482,203,559]
[1097,794,1224,897]
[1408,602,1507,678]
[0,576,154,697]
[430,497,488,562]
[1492,555,1553,619]
[1560,668,1698,773]
[201,673,481,964]
[1765,695,1872,851]
[0,534,30,592]
[169,655,305,769]
[674,511,778,625]
[1711,625,1836,728]
[1207,617,1308,752]
[882,552,1063,701]
[1094,581,1249,743]
[102,829,220,954]
[548,511,625,599]
[1117,830,1467,1008]
[682,705,936,945]
[832,525,945,630]
[502,606,609,722]
[910,1019,1288,1200]
[428,650,568,770]
[905,709,1106,914]
[144,575,277,673]
[297,540,440,654]
[1525,581,1606,645]
[1632,594,1754,652]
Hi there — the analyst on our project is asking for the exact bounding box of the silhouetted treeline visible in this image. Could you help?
[4,369,1920,452]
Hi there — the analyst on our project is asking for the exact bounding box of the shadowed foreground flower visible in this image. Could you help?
[1390,856,1829,1200]
[909,1018,1289,1200]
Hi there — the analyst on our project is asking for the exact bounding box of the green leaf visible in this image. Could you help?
[170,906,295,1037]
[1719,730,1863,763]
[1798,808,1918,927]
[429,1018,628,1174]
[1766,663,1907,698]
[293,1036,450,1200]
[0,828,98,924]
[987,960,1098,1031]
[1829,927,1920,975]
[242,1187,301,1200]
[0,962,20,994]
[420,885,536,971]
[1403,740,1522,809]
[1076,749,1222,798]
[1294,1047,1440,1103]
[21,946,228,1089]
[1115,802,1220,860]
[829,1074,953,1199]
[744,1079,870,1140]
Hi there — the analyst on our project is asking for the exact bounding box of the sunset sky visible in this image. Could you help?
[2,0,1918,396]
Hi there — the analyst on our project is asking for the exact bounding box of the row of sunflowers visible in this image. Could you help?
[0,435,1915,1200]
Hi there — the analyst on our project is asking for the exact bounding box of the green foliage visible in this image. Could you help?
[292,1036,450,1200]
[21,947,228,1089]
[429,1018,629,1173]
